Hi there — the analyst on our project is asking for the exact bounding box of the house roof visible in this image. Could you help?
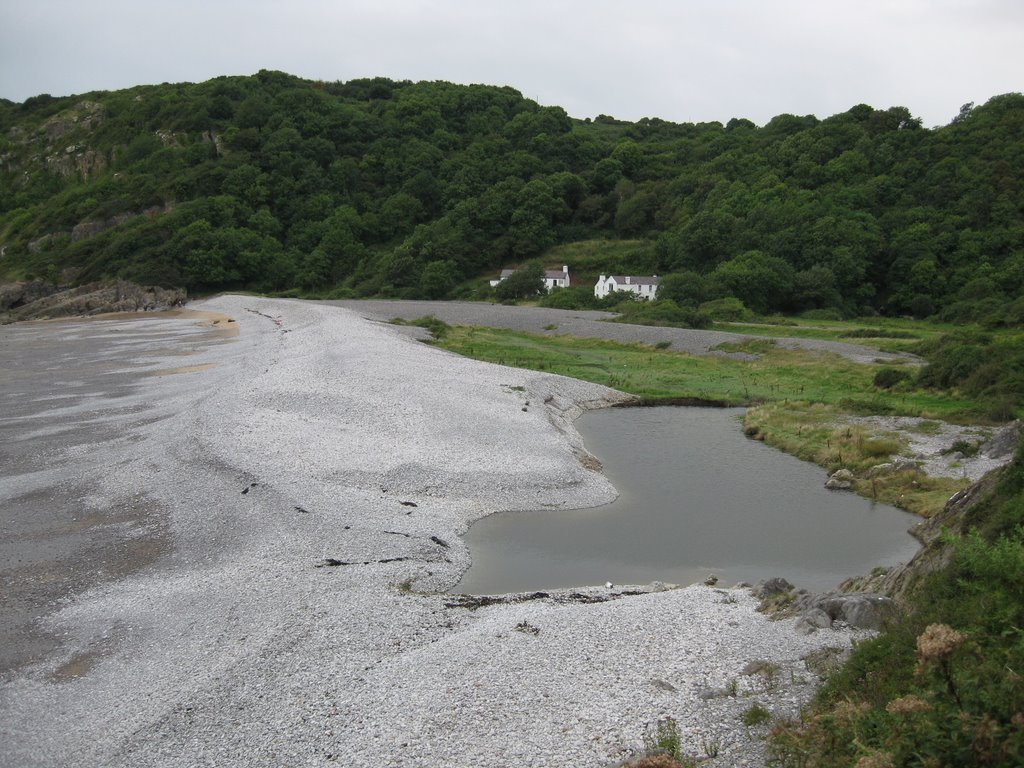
[608,275,661,286]
[544,270,569,279]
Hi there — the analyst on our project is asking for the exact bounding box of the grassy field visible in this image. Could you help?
[710,315,964,353]
[430,323,992,516]
[436,326,981,418]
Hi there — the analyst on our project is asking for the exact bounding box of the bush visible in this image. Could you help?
[917,343,990,389]
[493,261,544,300]
[907,293,936,319]
[939,297,1006,324]
[698,296,753,321]
[643,717,683,762]
[613,298,711,329]
[873,367,913,389]
[538,285,598,310]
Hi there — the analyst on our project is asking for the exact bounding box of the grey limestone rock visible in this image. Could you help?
[797,593,895,631]
[981,421,1023,459]
[825,468,855,490]
[868,458,919,476]
[754,577,794,597]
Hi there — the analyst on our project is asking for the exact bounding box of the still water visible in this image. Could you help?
[453,407,920,594]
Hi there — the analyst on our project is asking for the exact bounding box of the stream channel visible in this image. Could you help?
[453,406,921,594]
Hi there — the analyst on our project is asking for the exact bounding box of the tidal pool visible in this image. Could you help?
[453,406,920,594]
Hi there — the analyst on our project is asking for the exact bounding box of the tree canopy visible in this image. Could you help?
[0,73,1021,320]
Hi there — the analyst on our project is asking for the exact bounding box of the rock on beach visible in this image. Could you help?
[0,296,872,767]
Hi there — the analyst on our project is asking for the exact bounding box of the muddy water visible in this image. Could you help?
[454,407,920,594]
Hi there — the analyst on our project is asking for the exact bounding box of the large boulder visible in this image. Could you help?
[795,592,895,631]
[868,458,920,477]
[825,468,855,490]
[753,577,794,597]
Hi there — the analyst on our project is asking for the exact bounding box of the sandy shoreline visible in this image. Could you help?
[1,296,873,767]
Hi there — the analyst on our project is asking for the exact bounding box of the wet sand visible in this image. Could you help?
[0,311,235,673]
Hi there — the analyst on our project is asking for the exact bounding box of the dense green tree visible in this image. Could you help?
[656,271,708,307]
[710,250,795,314]
[0,74,1021,323]
[419,259,460,299]
[494,261,545,300]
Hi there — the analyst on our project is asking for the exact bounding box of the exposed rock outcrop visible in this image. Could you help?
[0,279,58,311]
[981,421,1024,460]
[45,148,107,180]
[0,280,186,323]
[793,593,896,633]
[838,468,1005,604]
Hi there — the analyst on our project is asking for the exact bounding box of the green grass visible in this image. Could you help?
[743,703,774,727]
[710,315,966,353]
[433,325,982,419]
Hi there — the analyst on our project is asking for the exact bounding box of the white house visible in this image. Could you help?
[594,274,661,301]
[490,265,570,292]
[543,266,570,291]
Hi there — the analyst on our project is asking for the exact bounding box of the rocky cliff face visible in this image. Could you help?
[4,100,109,182]
[0,279,187,323]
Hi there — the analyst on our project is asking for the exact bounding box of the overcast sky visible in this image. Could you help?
[1,1,1021,127]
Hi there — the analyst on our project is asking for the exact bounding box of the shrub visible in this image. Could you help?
[494,260,544,300]
[538,285,597,310]
[698,296,753,321]
[859,435,903,458]
[743,703,773,727]
[613,298,711,329]
[873,367,912,389]
[917,343,989,389]
[643,717,683,761]
[943,439,980,458]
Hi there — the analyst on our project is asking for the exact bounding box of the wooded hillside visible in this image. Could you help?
[1,71,1021,321]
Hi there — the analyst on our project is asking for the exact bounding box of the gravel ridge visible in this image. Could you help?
[326,298,917,364]
[1,297,871,767]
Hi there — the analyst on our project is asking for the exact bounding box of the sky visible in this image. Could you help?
[1,0,1021,127]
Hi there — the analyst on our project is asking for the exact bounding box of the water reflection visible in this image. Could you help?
[454,407,920,594]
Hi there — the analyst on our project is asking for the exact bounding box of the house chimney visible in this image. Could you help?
[562,265,569,273]
[625,276,631,284]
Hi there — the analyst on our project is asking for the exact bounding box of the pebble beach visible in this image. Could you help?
[0,297,873,767]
